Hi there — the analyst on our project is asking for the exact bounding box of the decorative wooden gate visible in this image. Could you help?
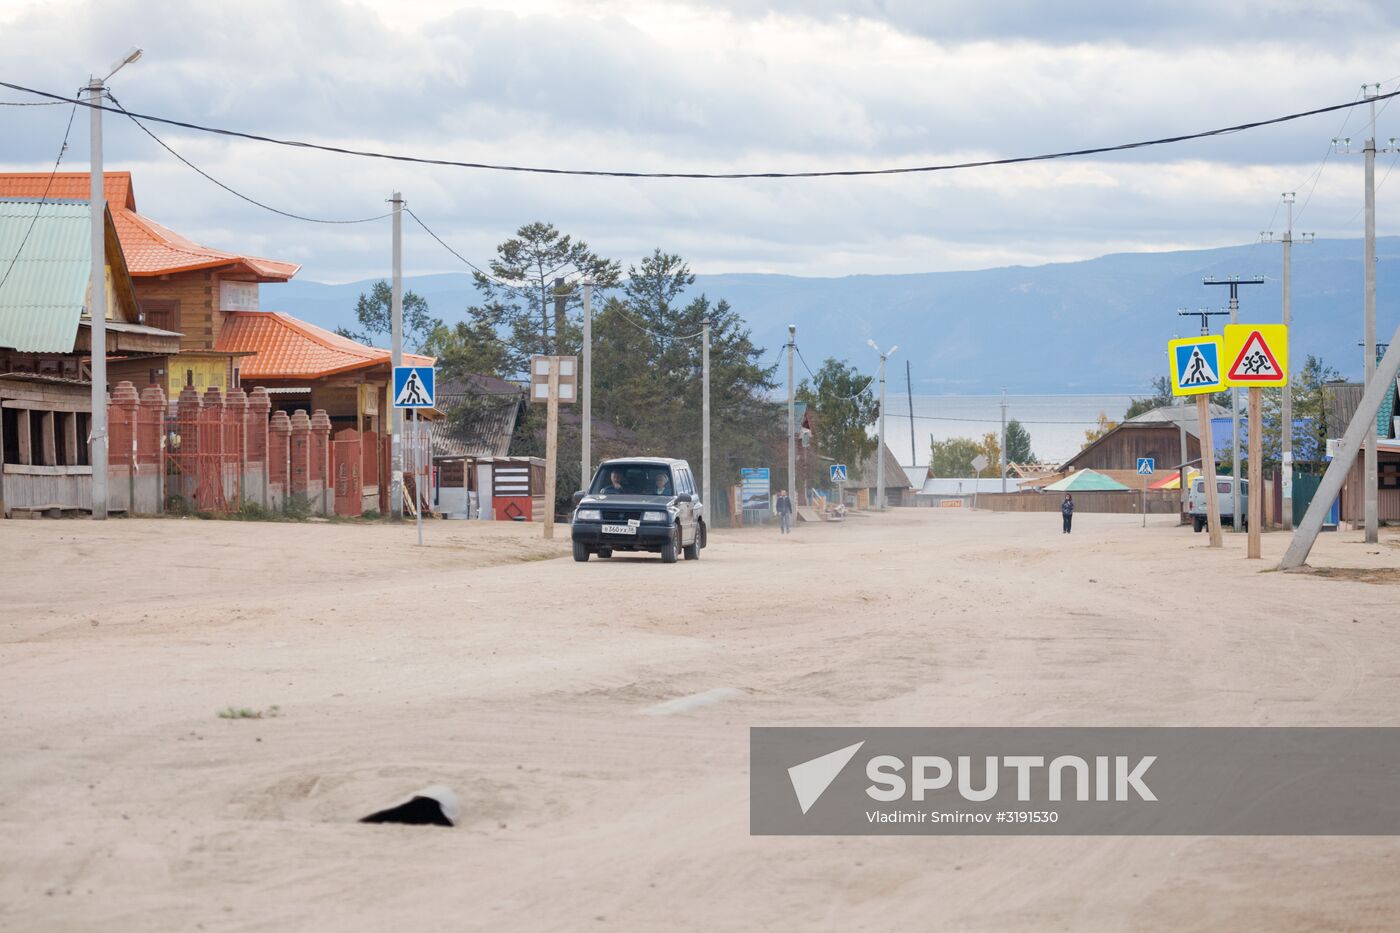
[333,428,363,517]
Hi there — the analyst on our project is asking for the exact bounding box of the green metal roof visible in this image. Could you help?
[0,199,93,354]
[1044,468,1132,492]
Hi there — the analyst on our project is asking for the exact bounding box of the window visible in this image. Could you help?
[1,408,20,465]
[138,299,179,331]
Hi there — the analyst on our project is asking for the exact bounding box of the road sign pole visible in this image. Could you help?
[414,408,424,546]
[543,360,559,540]
[1142,481,1147,528]
[1247,387,1262,558]
[1197,395,1223,548]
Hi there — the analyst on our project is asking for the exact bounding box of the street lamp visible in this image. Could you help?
[87,46,142,520]
[868,340,898,510]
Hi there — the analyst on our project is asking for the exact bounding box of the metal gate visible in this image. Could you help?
[333,428,363,517]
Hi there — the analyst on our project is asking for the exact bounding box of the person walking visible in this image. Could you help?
[1061,493,1074,534]
[776,489,794,535]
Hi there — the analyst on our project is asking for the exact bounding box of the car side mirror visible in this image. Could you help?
[572,490,586,506]
[675,492,693,503]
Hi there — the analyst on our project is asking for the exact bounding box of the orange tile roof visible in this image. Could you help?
[0,172,299,280]
[216,311,433,380]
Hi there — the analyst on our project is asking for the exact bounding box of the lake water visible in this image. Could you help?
[876,393,1137,466]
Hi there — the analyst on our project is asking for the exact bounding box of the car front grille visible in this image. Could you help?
[601,509,642,522]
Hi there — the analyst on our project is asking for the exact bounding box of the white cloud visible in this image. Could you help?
[2,0,1400,285]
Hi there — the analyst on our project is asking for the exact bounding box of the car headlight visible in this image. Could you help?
[643,511,667,522]
[576,509,602,521]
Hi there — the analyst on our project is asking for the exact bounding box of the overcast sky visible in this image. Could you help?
[3,0,1400,283]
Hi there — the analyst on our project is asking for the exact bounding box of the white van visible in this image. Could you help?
[1188,476,1249,532]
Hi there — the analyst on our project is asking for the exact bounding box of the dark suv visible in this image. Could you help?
[570,458,706,563]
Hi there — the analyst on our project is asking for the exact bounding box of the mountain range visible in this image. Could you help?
[261,237,1400,394]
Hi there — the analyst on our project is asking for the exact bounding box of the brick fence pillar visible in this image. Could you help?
[311,409,332,516]
[108,381,140,513]
[138,385,166,513]
[289,409,311,501]
[246,387,271,508]
[269,410,291,511]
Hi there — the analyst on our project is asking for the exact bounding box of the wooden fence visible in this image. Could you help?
[975,490,1182,514]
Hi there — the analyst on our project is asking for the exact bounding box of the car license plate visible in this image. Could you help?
[601,523,637,535]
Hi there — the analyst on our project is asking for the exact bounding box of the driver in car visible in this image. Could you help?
[604,470,627,494]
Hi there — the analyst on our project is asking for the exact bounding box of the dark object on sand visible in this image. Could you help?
[360,785,459,827]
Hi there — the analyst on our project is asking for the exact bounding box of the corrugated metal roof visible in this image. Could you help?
[430,392,520,459]
[0,199,93,353]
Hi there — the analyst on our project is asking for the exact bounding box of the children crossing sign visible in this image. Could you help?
[392,365,436,409]
[1167,335,1225,396]
[1224,324,1288,386]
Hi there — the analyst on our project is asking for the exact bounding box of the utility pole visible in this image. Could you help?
[87,75,108,520]
[582,280,592,490]
[999,388,1008,493]
[1203,276,1265,532]
[787,325,796,509]
[1261,194,1314,530]
[84,49,143,518]
[1333,84,1396,543]
[868,340,898,510]
[553,277,566,356]
[906,359,916,465]
[702,317,711,519]
[390,191,404,521]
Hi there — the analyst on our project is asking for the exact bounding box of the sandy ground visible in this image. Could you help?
[3,508,1400,931]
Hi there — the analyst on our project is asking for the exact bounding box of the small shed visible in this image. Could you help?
[0,374,92,516]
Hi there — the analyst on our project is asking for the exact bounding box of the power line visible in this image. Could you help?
[2,79,1397,180]
[106,91,393,225]
[795,345,876,399]
[0,98,78,297]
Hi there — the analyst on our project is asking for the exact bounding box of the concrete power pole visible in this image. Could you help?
[390,191,404,521]
[1333,85,1396,542]
[1000,388,1008,494]
[787,325,796,508]
[868,340,898,510]
[88,76,108,520]
[582,280,592,490]
[1262,194,1314,530]
[702,317,711,522]
[906,359,916,465]
[553,277,566,356]
[1364,90,1380,543]
[1203,276,1265,531]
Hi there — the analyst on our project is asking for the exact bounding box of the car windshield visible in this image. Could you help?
[591,464,675,496]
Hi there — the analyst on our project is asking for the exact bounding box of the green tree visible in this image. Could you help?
[422,319,510,382]
[465,222,622,376]
[1004,418,1035,463]
[1123,376,1173,420]
[520,247,780,517]
[335,280,440,353]
[796,358,879,481]
[929,433,1001,476]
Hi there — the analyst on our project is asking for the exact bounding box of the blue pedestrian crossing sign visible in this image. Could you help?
[830,464,848,482]
[393,365,435,409]
[1167,335,1225,396]
[1137,457,1155,475]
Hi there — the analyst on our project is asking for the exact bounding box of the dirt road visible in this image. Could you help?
[3,510,1399,931]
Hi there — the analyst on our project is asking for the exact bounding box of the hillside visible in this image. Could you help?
[261,237,1400,393]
